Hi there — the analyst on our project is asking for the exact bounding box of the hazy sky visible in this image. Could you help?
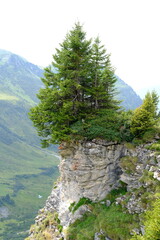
[0,0,160,97]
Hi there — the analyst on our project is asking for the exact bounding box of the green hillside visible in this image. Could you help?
[0,141,59,240]
[0,49,43,103]
[0,50,59,240]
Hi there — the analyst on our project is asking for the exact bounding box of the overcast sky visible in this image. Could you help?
[0,0,160,97]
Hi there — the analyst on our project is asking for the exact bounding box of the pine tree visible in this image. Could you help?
[30,23,92,146]
[90,37,119,110]
[131,91,159,138]
[150,90,159,118]
[29,23,120,146]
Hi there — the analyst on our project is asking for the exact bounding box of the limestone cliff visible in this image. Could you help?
[26,139,160,240]
[45,140,124,226]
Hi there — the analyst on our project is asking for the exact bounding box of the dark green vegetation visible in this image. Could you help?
[66,188,139,240]
[0,49,59,240]
[29,23,142,146]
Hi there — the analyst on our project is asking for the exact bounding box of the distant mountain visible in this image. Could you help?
[116,76,142,110]
[0,49,142,239]
[0,49,43,103]
[0,49,44,146]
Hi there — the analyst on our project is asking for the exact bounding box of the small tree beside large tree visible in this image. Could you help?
[131,91,159,138]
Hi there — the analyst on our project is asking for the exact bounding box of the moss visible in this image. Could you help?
[125,142,136,150]
[139,170,160,193]
[147,143,160,151]
[154,151,160,155]
[133,170,160,210]
[139,170,154,183]
[132,138,144,145]
[120,156,138,174]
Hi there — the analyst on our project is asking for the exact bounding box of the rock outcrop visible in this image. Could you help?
[44,140,125,227]
[27,139,160,240]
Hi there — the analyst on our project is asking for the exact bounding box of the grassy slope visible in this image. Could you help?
[0,98,60,240]
[66,189,139,240]
[0,141,59,240]
[0,50,59,240]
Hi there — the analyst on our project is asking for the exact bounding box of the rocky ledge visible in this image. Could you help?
[27,139,160,240]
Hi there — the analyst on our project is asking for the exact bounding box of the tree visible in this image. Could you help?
[131,91,159,138]
[90,37,120,110]
[29,23,120,146]
[150,90,159,118]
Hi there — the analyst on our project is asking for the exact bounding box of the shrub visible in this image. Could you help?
[148,142,160,151]
[71,109,133,142]
[70,198,92,213]
[120,156,138,174]
[130,199,160,240]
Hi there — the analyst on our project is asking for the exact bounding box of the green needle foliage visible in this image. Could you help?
[131,91,159,138]
[29,23,121,146]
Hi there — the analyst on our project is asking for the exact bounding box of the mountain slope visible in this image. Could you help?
[0,49,43,103]
[0,49,44,146]
[116,76,142,110]
[0,50,59,240]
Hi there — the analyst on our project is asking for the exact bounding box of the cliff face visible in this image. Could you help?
[45,141,125,226]
[59,140,124,200]
[27,140,160,240]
